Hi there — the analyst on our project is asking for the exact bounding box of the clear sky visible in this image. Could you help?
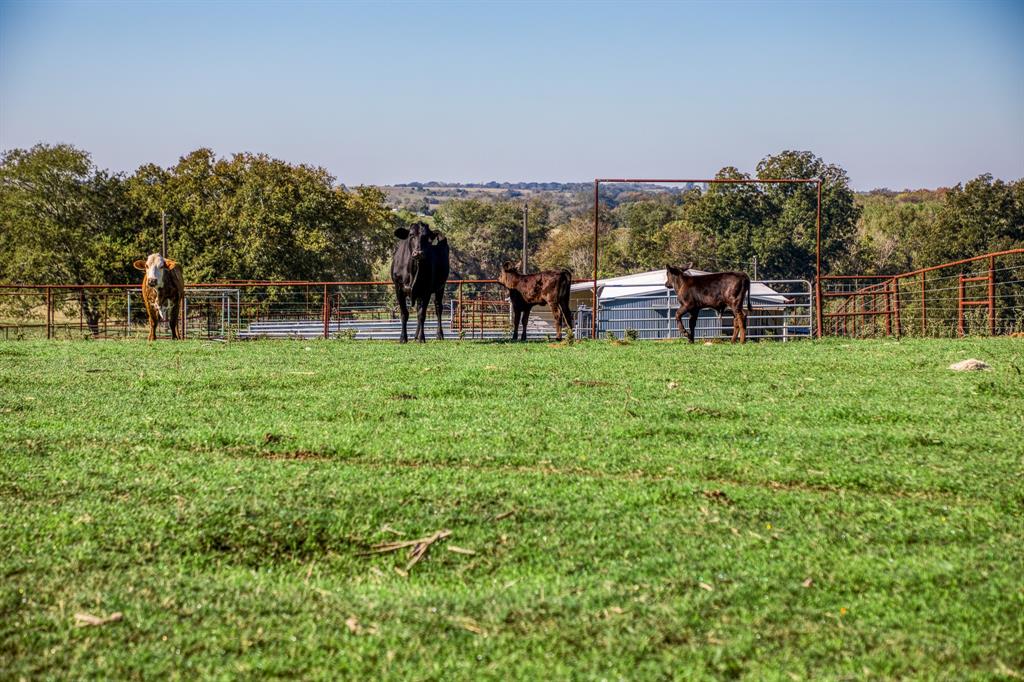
[1,0,1021,189]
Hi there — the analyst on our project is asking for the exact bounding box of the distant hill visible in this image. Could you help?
[378,181,697,215]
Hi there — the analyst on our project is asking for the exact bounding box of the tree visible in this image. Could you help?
[0,144,138,332]
[920,174,1024,266]
[432,198,552,278]
[673,167,766,272]
[611,195,686,271]
[125,149,393,282]
[651,153,861,279]
[755,151,860,278]
[853,191,943,275]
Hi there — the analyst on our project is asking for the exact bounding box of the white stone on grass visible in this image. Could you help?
[948,359,992,371]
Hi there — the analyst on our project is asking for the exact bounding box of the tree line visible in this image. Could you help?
[2,144,1022,294]
[0,145,394,289]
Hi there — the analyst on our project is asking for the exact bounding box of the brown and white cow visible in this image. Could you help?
[133,254,185,340]
[664,263,752,343]
[497,261,573,341]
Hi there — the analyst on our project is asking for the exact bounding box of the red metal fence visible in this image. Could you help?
[0,279,592,341]
[4,249,1022,341]
[820,248,1024,337]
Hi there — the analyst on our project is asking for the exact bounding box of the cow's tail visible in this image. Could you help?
[746,275,753,314]
[559,269,574,329]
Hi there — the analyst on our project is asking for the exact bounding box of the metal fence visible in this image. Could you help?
[7,250,1021,341]
[820,249,1024,337]
[0,278,813,342]
[0,280,525,341]
[573,280,813,341]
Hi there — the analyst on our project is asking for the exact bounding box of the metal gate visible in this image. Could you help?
[574,280,813,341]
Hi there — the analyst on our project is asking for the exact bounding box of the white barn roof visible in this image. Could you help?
[570,269,788,305]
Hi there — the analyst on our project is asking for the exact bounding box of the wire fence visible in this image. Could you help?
[3,249,1021,341]
[820,249,1024,337]
[0,280,538,341]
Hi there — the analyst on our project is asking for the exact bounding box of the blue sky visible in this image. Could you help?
[1,0,1021,189]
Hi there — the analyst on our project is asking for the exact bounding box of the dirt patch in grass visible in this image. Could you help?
[263,450,331,461]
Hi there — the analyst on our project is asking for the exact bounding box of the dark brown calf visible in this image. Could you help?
[497,262,573,341]
[664,264,752,343]
[133,254,185,340]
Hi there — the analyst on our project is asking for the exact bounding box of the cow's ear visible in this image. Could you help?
[164,259,177,270]
[394,227,409,239]
[133,260,147,271]
[429,231,444,245]
[665,264,676,275]
[683,262,693,272]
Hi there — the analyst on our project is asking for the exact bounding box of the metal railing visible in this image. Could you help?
[574,280,813,341]
[820,249,1024,337]
[0,280,520,341]
[0,278,817,342]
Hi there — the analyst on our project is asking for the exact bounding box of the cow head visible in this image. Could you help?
[498,260,519,288]
[394,222,439,264]
[664,263,692,290]
[134,253,177,289]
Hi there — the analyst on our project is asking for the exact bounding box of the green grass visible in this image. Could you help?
[2,338,1022,680]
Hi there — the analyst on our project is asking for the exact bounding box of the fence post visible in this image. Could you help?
[457,282,463,335]
[957,276,965,336]
[46,286,52,339]
[988,255,995,336]
[853,291,859,337]
[322,284,329,340]
[882,286,890,336]
[920,272,926,336]
[892,278,901,337]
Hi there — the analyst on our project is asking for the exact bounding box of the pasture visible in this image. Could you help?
[2,338,1022,679]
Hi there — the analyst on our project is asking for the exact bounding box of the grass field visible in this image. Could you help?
[2,338,1022,680]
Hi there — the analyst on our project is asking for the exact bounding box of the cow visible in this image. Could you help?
[391,222,450,343]
[497,261,573,341]
[133,253,185,341]
[664,263,752,343]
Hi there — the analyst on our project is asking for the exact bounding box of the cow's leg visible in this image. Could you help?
[415,297,428,343]
[397,290,409,343]
[520,307,531,342]
[169,298,180,340]
[674,306,686,337]
[735,306,747,344]
[511,307,521,341]
[434,289,445,340]
[549,302,563,340]
[560,299,574,332]
[147,306,157,341]
[687,309,698,343]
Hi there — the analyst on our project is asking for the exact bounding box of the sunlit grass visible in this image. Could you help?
[1,338,1022,679]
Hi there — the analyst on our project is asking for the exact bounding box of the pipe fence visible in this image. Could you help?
[573,280,812,341]
[0,280,561,341]
[5,249,1022,341]
[820,249,1024,337]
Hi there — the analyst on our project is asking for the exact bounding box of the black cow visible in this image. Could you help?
[664,263,753,343]
[391,222,450,343]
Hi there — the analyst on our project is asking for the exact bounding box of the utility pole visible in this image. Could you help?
[752,255,758,281]
[161,210,168,258]
[522,203,528,273]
